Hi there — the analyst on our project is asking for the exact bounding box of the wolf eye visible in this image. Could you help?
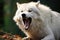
[28,9,32,12]
[21,10,23,12]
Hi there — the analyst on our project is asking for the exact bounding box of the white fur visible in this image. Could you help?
[13,2,60,40]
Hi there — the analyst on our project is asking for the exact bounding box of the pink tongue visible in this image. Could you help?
[24,20,30,29]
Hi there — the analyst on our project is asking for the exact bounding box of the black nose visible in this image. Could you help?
[22,14,26,18]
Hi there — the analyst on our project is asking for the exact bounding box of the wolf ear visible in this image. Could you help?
[36,1,40,7]
[16,2,20,8]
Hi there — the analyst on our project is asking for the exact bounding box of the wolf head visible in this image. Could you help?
[13,1,51,30]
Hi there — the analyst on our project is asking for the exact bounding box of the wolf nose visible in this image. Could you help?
[22,14,26,18]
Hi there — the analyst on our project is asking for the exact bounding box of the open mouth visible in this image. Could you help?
[22,17,32,30]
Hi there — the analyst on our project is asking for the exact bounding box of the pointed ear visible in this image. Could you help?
[16,2,20,8]
[36,1,40,7]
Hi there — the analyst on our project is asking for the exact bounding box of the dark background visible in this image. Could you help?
[0,0,60,38]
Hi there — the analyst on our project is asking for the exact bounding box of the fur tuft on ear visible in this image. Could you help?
[16,2,20,8]
[36,1,40,7]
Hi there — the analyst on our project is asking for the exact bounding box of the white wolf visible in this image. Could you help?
[13,1,60,40]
